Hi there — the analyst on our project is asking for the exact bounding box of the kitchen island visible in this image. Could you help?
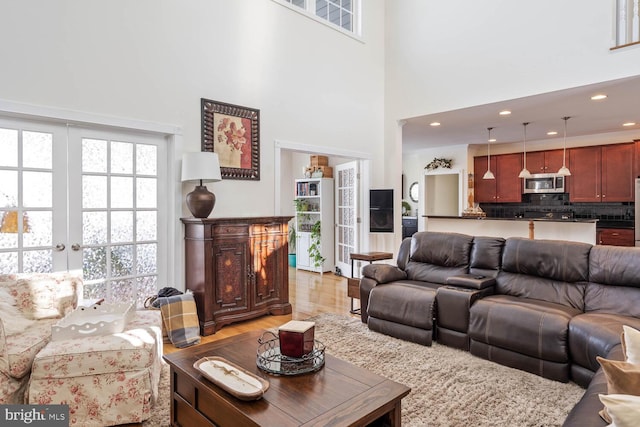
[424,216,598,244]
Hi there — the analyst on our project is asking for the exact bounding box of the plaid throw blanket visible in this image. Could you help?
[157,293,201,348]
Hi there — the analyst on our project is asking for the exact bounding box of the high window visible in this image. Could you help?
[613,0,640,48]
[275,0,359,35]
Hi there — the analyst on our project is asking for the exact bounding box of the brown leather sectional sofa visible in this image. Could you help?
[359,231,640,427]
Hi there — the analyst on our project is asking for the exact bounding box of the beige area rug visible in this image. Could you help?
[143,363,170,426]
[144,313,586,426]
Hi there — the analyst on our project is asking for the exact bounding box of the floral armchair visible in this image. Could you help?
[0,272,82,404]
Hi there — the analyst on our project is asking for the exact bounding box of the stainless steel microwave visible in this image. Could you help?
[523,173,565,194]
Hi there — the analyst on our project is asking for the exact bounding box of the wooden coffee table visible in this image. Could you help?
[163,330,411,426]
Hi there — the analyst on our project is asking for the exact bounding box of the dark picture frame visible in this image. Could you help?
[201,98,260,180]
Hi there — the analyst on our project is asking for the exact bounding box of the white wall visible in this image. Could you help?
[402,144,469,215]
[386,0,640,121]
[0,0,386,219]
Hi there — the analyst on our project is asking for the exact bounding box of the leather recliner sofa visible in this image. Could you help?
[358,231,640,427]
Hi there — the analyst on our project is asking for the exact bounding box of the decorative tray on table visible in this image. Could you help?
[51,302,135,341]
[256,331,326,376]
[194,356,269,401]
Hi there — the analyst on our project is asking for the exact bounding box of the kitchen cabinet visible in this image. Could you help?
[295,178,334,273]
[635,139,640,179]
[402,216,418,238]
[525,149,565,174]
[569,143,635,202]
[181,216,292,335]
[473,153,522,203]
[597,228,635,246]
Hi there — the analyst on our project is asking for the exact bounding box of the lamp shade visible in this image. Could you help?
[181,152,222,183]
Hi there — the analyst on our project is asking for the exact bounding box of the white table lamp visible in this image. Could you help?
[181,152,222,218]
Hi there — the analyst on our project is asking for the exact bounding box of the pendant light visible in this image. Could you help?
[483,127,495,180]
[557,116,571,176]
[518,122,532,178]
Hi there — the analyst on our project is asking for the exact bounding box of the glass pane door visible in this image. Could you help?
[68,127,167,307]
[335,161,358,276]
[0,119,68,273]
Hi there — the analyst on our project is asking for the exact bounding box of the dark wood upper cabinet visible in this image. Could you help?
[635,139,640,179]
[568,146,601,202]
[525,149,565,174]
[473,156,496,203]
[473,153,522,203]
[495,153,523,202]
[601,143,635,201]
[568,143,634,202]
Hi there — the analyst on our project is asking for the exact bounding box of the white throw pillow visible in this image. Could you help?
[599,394,640,427]
[622,325,640,365]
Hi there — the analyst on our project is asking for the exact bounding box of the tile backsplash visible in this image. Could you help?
[479,193,634,222]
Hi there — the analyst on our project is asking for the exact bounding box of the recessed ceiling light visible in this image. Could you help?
[623,122,636,127]
[547,131,558,136]
[591,94,608,100]
[430,122,441,127]
[488,138,496,142]
[499,110,511,116]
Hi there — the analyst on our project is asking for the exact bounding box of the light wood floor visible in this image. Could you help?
[163,268,359,354]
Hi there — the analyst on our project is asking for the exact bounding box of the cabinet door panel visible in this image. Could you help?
[569,146,601,202]
[525,151,546,173]
[602,143,634,202]
[636,140,640,178]
[213,241,249,311]
[296,233,311,268]
[544,149,566,173]
[473,156,496,203]
[495,153,522,202]
[252,235,282,306]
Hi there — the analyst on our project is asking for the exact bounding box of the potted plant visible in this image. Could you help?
[309,220,325,271]
[288,219,297,268]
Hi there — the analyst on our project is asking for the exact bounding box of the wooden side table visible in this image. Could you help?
[348,251,393,314]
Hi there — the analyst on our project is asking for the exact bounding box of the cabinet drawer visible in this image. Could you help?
[251,223,283,235]
[174,370,196,405]
[173,394,215,427]
[213,224,249,237]
[598,228,635,246]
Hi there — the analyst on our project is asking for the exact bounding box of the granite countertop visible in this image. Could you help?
[424,215,599,224]
[595,220,635,229]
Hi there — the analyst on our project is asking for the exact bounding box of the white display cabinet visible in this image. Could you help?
[294,178,334,273]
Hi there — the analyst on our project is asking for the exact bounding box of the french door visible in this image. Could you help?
[0,117,167,307]
[335,161,359,276]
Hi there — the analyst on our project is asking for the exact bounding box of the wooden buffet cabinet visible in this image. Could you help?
[181,216,293,335]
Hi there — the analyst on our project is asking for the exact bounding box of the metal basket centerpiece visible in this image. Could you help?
[256,331,325,376]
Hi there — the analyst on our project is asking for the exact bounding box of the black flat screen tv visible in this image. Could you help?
[369,189,394,233]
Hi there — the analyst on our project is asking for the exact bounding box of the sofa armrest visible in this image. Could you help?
[362,264,407,284]
[446,274,496,290]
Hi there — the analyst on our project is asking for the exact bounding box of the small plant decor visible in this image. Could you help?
[402,201,412,216]
[309,220,325,269]
[294,198,307,212]
[425,158,453,171]
[288,220,296,255]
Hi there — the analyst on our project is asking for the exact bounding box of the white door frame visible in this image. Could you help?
[273,139,372,256]
[0,99,184,288]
